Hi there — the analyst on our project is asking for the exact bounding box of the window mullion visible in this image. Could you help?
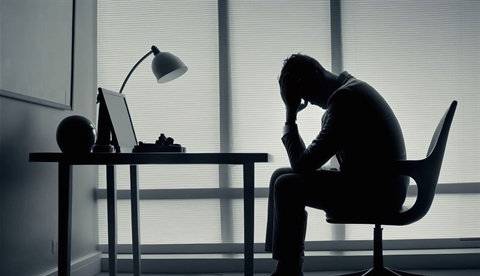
[218,0,235,244]
[330,0,346,242]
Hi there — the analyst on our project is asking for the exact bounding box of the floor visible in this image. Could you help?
[95,269,480,276]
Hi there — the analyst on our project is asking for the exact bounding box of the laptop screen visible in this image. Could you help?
[98,87,138,152]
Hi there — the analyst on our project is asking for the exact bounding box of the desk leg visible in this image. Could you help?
[243,163,255,276]
[106,165,117,276]
[130,165,141,276]
[58,163,72,276]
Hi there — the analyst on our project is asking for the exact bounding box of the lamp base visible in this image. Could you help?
[92,144,115,153]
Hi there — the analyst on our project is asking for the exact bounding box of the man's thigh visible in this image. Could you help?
[274,169,348,211]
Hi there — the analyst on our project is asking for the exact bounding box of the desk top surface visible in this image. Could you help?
[29,152,270,165]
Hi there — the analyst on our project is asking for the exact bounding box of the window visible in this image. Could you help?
[97,0,479,257]
[228,0,332,243]
[97,0,221,244]
[341,0,480,240]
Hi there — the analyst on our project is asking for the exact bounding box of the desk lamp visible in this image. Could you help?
[93,45,188,152]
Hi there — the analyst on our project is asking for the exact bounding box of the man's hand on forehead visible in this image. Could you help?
[279,72,308,115]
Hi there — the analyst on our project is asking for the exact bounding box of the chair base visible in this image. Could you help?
[334,267,425,276]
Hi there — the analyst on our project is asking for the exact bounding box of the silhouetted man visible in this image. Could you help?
[265,54,408,276]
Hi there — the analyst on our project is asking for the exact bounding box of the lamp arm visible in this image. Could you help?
[119,49,154,93]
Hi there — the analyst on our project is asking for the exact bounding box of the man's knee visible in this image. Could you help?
[274,173,300,198]
[270,167,293,188]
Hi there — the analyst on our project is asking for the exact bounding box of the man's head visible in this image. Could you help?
[279,53,330,108]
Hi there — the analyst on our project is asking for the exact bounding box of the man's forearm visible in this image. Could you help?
[281,124,309,172]
[285,110,297,125]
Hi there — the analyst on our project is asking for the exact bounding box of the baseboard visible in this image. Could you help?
[39,251,102,276]
[100,249,480,274]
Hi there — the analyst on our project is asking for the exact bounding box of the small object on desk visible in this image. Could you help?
[56,115,97,154]
[156,133,173,145]
[133,133,186,152]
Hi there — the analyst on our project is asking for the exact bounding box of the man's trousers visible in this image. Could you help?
[264,167,348,261]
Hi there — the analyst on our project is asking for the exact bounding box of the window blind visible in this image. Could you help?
[97,0,479,247]
[342,0,480,183]
[97,0,220,244]
[227,0,333,243]
[341,0,480,240]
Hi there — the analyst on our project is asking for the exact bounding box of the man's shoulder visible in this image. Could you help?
[330,76,384,107]
[328,88,354,108]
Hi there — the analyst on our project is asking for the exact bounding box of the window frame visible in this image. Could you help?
[96,0,480,258]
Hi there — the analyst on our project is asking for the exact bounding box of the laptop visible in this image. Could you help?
[97,87,185,153]
[97,87,138,152]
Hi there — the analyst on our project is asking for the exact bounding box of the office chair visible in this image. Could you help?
[326,100,458,276]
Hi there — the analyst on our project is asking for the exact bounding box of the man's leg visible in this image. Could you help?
[265,167,293,253]
[266,169,344,275]
[271,173,309,274]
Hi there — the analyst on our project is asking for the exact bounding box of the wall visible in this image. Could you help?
[0,1,99,275]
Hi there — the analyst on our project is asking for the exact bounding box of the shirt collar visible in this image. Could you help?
[336,71,352,86]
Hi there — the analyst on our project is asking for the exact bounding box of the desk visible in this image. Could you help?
[29,152,269,276]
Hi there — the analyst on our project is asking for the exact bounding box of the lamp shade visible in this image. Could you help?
[151,51,188,83]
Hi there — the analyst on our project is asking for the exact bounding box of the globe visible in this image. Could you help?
[56,115,97,154]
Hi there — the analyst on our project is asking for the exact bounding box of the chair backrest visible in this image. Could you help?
[395,100,457,225]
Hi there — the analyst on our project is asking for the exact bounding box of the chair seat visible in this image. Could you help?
[326,205,410,225]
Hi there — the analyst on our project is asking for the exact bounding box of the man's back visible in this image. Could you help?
[328,74,406,174]
[323,73,408,210]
